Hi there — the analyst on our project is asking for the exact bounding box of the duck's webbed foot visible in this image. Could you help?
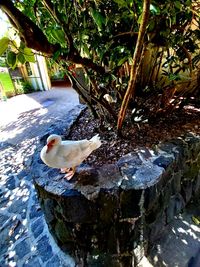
[60,168,71,173]
[61,167,76,180]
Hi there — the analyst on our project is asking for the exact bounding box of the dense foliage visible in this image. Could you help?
[0,0,199,133]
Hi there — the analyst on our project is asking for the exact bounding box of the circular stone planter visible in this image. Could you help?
[32,109,200,267]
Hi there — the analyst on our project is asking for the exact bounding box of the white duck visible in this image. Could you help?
[40,134,101,180]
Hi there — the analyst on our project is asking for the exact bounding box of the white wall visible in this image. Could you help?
[28,54,51,91]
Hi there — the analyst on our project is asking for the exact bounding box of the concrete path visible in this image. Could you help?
[0,88,79,267]
[0,88,79,144]
[146,208,200,267]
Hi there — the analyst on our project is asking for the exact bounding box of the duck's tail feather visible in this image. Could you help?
[89,134,101,150]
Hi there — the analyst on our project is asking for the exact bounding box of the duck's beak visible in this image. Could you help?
[46,140,54,153]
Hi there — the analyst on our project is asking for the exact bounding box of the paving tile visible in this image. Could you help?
[0,89,78,267]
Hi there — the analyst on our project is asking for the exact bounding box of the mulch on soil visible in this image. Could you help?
[66,105,200,166]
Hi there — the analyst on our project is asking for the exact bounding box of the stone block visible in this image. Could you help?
[0,214,9,226]
[36,235,53,263]
[166,194,185,223]
[29,204,43,219]
[43,199,56,223]
[23,256,42,267]
[5,175,16,190]
[15,239,30,259]
[46,256,61,267]
[59,194,98,223]
[144,184,158,211]
[120,163,164,190]
[171,171,182,194]
[193,172,200,194]
[183,163,199,180]
[55,220,73,243]
[181,180,193,203]
[106,226,118,254]
[156,170,172,193]
[148,211,166,244]
[159,182,173,210]
[98,189,119,223]
[117,220,140,253]
[87,253,131,267]
[31,217,44,239]
[8,198,28,214]
[153,155,174,169]
[145,199,162,224]
[120,189,142,218]
[117,152,142,168]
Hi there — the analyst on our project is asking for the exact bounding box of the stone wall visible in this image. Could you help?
[33,132,200,267]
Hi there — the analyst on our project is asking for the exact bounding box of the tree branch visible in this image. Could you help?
[0,0,105,74]
[42,0,105,74]
[0,0,58,55]
[42,0,73,50]
[117,0,151,133]
[113,31,138,39]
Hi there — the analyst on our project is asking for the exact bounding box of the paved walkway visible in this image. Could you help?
[146,208,200,267]
[0,88,79,267]
[0,88,79,144]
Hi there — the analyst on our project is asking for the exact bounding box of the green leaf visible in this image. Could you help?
[51,29,65,43]
[0,37,10,56]
[7,51,17,69]
[128,57,133,65]
[117,56,128,66]
[58,0,65,13]
[168,73,180,81]
[17,53,26,64]
[113,0,128,8]
[174,1,181,9]
[52,50,61,61]
[19,41,26,50]
[192,216,200,225]
[171,14,177,25]
[194,30,200,39]
[150,4,160,15]
[90,8,106,31]
[148,20,155,31]
[83,44,90,57]
[96,47,106,61]
[137,13,143,24]
[185,0,191,6]
[23,48,35,63]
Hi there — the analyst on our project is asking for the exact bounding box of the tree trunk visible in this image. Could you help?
[117,0,151,134]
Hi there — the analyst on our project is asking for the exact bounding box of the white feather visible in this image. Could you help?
[40,134,101,169]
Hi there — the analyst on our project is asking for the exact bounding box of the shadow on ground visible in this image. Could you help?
[0,88,79,145]
[147,201,200,267]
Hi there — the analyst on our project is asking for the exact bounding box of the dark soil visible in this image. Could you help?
[66,105,200,166]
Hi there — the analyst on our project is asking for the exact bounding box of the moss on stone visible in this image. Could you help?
[55,220,73,243]
[183,163,199,180]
